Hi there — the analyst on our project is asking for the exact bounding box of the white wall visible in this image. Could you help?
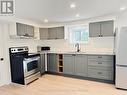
[116,10,127,29]
[39,38,114,53]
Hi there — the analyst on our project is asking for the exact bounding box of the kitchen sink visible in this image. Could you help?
[67,51,86,54]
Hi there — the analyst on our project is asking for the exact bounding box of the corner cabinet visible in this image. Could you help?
[16,23,34,37]
[89,20,114,37]
[39,26,64,40]
[40,54,45,74]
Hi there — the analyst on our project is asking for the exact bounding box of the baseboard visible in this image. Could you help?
[44,71,115,84]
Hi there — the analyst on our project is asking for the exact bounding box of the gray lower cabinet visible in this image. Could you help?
[40,54,45,74]
[63,54,87,76]
[89,20,114,37]
[88,67,113,80]
[87,55,114,81]
[48,53,114,82]
[47,54,57,72]
[63,54,75,75]
[75,55,87,77]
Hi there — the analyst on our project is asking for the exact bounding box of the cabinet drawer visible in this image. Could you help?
[88,68,113,80]
[88,55,113,61]
[88,60,113,67]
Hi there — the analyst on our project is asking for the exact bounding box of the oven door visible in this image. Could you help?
[23,56,40,77]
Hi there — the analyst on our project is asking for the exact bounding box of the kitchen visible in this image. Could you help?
[0,0,127,95]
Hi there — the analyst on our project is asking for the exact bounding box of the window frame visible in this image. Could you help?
[67,24,89,44]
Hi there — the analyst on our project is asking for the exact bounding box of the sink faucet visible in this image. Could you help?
[75,43,80,52]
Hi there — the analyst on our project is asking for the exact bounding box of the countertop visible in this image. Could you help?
[39,51,115,55]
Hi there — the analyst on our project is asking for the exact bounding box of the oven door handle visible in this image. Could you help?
[23,60,28,74]
[24,57,40,62]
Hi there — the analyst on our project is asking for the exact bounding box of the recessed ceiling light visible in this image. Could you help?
[120,6,126,11]
[76,14,79,17]
[70,3,76,8]
[44,19,48,23]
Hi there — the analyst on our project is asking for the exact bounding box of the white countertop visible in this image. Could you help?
[40,51,115,55]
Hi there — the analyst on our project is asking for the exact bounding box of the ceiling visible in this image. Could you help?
[15,0,127,24]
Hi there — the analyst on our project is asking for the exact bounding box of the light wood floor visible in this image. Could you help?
[0,74,126,95]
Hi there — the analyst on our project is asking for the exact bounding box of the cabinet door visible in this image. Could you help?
[89,22,101,37]
[48,28,57,39]
[26,25,34,37]
[101,21,114,37]
[39,28,49,40]
[63,54,75,75]
[40,54,45,74]
[47,54,57,72]
[16,23,26,36]
[56,27,64,39]
[75,55,87,77]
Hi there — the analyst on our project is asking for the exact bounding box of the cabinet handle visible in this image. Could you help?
[72,54,76,56]
[98,72,102,74]
[98,62,102,64]
[98,56,102,58]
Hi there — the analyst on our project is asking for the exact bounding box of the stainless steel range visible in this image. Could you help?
[9,47,41,85]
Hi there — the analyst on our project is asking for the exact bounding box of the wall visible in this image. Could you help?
[39,38,114,53]
[116,10,127,29]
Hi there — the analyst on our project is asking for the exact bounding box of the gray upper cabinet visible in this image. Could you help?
[39,28,49,40]
[101,21,114,37]
[89,20,114,37]
[89,22,101,37]
[75,55,87,77]
[56,27,64,39]
[40,27,64,40]
[17,23,26,36]
[16,23,34,37]
[63,54,75,75]
[48,26,64,39]
[48,27,57,39]
[26,25,34,37]
[47,54,58,72]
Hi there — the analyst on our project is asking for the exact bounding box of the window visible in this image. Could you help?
[68,25,89,44]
